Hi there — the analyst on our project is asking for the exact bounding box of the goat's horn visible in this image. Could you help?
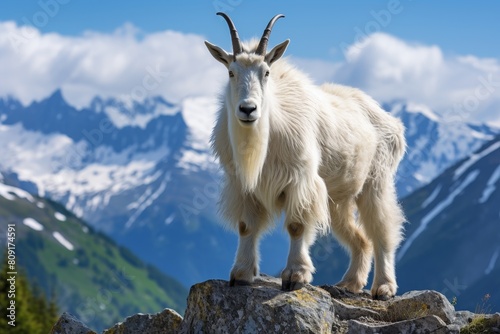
[255,14,285,55]
[216,12,242,56]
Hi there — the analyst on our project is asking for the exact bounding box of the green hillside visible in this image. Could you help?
[0,184,187,331]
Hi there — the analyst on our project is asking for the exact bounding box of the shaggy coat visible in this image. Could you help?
[207,39,406,299]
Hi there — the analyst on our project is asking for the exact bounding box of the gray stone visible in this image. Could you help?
[180,275,336,334]
[50,312,97,334]
[331,298,381,320]
[49,278,499,334]
[387,290,456,324]
[459,312,500,333]
[493,312,500,327]
[347,314,456,334]
[453,310,475,327]
[103,308,183,334]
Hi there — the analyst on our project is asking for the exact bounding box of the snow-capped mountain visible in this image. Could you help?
[396,135,500,311]
[0,90,498,287]
[0,90,290,286]
[387,101,500,197]
[0,173,187,332]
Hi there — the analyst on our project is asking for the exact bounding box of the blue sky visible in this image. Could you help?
[1,1,500,125]
[1,1,500,61]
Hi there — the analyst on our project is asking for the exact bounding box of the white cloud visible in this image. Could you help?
[298,33,500,125]
[0,21,226,107]
[0,22,499,125]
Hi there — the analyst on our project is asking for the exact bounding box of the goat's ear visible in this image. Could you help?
[265,39,290,65]
[205,41,232,67]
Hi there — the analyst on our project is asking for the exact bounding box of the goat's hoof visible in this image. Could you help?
[281,267,311,291]
[229,265,256,287]
[371,283,396,301]
[335,279,365,294]
[229,277,251,287]
[373,293,393,301]
[281,280,305,291]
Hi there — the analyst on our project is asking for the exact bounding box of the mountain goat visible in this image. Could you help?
[205,13,406,300]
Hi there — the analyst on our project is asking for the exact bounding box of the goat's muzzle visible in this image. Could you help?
[237,102,258,125]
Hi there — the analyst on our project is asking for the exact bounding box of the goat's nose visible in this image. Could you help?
[239,104,257,116]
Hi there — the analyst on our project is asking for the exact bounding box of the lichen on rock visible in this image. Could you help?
[50,275,499,334]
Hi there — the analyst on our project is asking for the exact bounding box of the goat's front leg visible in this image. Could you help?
[229,221,261,286]
[281,221,317,291]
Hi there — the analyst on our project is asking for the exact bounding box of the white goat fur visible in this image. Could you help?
[208,39,406,298]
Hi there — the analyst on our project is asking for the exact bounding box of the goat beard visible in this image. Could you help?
[229,117,269,193]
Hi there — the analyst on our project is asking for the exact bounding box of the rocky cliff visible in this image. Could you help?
[50,275,499,334]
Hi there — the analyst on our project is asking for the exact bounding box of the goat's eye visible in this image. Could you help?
[229,71,234,78]
[265,70,270,77]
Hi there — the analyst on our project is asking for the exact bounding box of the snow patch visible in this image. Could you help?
[485,248,499,275]
[454,141,500,180]
[0,182,34,202]
[398,169,480,261]
[36,201,45,208]
[125,174,170,229]
[406,102,440,122]
[470,129,494,141]
[165,213,175,225]
[53,232,74,251]
[479,164,500,203]
[23,218,44,231]
[54,212,67,221]
[104,101,179,129]
[413,173,428,183]
[178,96,218,171]
[421,184,442,209]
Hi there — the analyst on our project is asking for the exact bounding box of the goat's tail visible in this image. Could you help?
[363,98,406,178]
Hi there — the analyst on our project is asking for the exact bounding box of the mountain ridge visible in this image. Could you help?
[1,90,499,288]
[0,177,187,332]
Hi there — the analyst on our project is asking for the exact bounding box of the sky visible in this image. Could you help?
[1,0,500,124]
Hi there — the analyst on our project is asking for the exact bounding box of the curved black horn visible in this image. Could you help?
[255,14,285,55]
[216,12,242,56]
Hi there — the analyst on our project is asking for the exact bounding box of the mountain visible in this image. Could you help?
[0,175,188,332]
[387,101,500,197]
[313,136,500,312]
[396,135,500,311]
[0,91,289,287]
[0,91,498,288]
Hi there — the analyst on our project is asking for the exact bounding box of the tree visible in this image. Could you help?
[0,251,58,333]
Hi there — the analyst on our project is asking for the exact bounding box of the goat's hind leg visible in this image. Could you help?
[356,181,404,300]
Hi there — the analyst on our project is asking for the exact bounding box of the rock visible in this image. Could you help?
[387,290,456,324]
[180,274,336,334]
[50,312,97,334]
[454,310,475,327]
[103,308,182,334]
[49,277,500,333]
[347,315,457,334]
[460,312,500,334]
[320,285,470,333]
[321,285,386,323]
[331,298,381,321]
[494,312,500,328]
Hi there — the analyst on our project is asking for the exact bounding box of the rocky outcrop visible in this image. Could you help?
[181,275,335,333]
[50,312,97,334]
[102,308,183,334]
[50,275,500,333]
